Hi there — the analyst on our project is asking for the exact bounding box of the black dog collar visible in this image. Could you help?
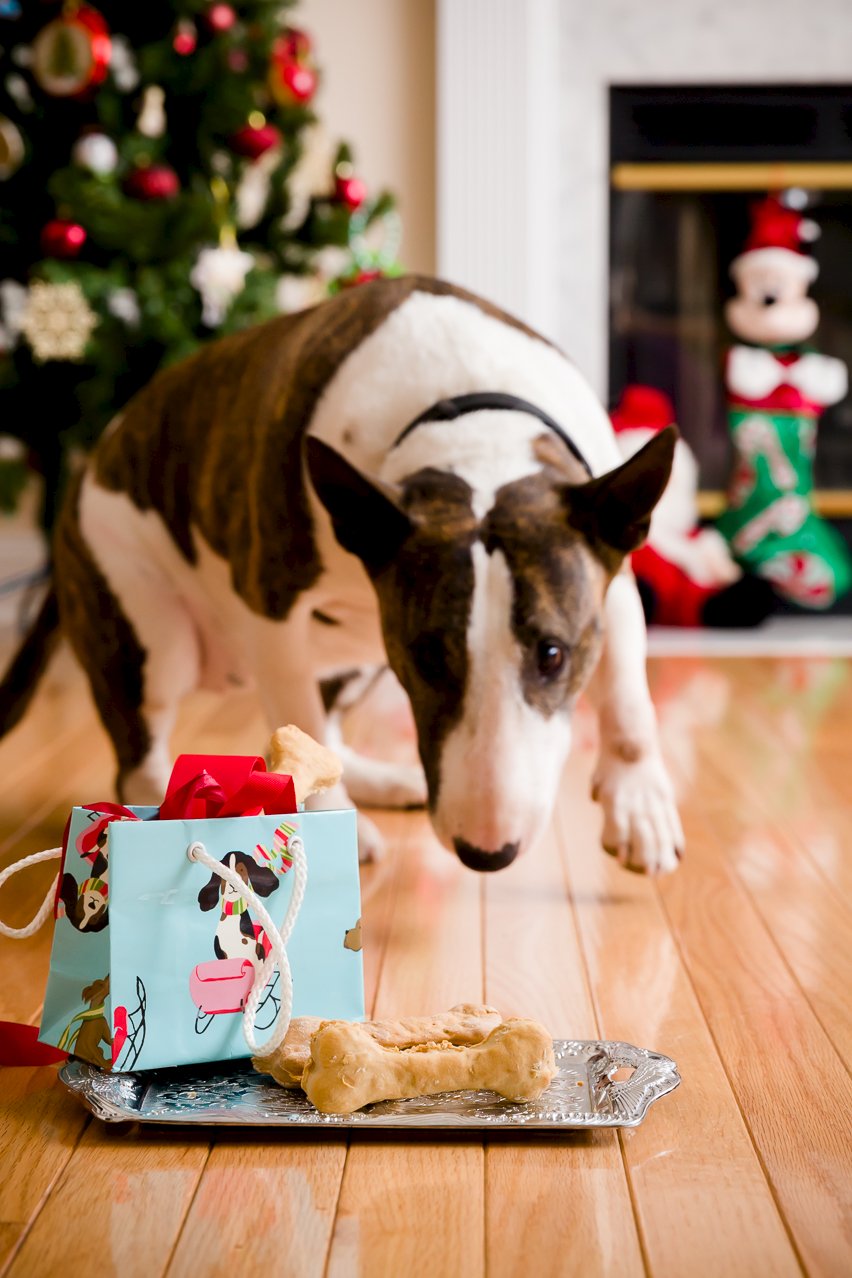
[391,392,593,476]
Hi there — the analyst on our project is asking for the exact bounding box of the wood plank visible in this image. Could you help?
[483,825,645,1278]
[326,819,486,1278]
[697,794,852,1064]
[557,750,802,1278]
[680,657,852,903]
[166,1140,347,1278]
[327,1139,483,1278]
[0,1066,89,1273]
[6,1125,209,1278]
[653,780,852,1270]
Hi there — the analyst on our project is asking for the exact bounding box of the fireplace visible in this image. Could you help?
[609,85,852,516]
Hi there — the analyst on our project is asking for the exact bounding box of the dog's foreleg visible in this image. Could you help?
[322,667,427,810]
[586,568,684,874]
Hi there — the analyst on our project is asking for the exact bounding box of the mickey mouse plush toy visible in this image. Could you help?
[717,195,851,609]
[611,385,775,628]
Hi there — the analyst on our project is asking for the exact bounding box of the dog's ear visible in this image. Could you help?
[197,872,222,911]
[60,873,83,928]
[563,427,677,561]
[245,858,279,898]
[306,437,413,576]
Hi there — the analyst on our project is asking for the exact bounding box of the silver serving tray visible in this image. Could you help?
[59,1040,679,1129]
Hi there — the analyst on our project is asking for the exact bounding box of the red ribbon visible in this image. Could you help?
[51,757,295,920]
[0,1022,66,1067]
[158,755,297,821]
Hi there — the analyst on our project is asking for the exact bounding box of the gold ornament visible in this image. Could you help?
[19,280,98,362]
[32,6,112,99]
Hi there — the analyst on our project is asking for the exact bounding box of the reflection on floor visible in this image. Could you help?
[648,614,852,656]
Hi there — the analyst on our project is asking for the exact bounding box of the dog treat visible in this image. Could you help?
[267,723,343,805]
[301,1017,556,1115]
[254,1016,324,1088]
[253,1003,503,1089]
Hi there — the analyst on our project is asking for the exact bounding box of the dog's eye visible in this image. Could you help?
[535,638,567,681]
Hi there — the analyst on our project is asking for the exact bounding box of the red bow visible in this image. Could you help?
[158,755,297,821]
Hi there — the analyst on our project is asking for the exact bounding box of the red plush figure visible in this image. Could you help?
[610,386,775,627]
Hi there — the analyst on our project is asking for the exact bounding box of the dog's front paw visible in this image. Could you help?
[342,751,427,810]
[592,752,684,875]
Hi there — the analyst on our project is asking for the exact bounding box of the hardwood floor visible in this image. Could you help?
[0,647,850,1277]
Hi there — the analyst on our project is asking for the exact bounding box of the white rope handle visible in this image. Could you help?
[0,847,63,939]
[187,836,307,1055]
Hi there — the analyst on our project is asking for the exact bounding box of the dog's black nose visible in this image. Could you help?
[763,294,778,306]
[453,839,520,872]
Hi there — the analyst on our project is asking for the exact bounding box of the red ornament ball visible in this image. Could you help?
[282,27,312,60]
[335,174,367,211]
[269,44,317,106]
[205,4,237,34]
[229,122,282,160]
[41,219,87,258]
[124,164,180,201]
[173,22,197,56]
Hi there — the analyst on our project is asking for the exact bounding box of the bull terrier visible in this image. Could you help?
[0,276,682,872]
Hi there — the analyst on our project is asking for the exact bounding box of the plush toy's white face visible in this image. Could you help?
[726,252,818,346]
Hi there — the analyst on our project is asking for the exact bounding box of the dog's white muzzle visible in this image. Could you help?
[431,713,572,872]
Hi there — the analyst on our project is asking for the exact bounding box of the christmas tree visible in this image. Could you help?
[0,2,399,528]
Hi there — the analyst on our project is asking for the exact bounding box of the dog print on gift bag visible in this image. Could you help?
[58,807,138,934]
[196,850,279,964]
[190,848,283,1034]
[57,976,113,1068]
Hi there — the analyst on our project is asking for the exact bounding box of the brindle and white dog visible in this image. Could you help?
[0,276,683,873]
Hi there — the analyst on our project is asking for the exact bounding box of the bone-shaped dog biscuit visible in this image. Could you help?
[267,724,343,805]
[253,1004,503,1088]
[302,1017,556,1114]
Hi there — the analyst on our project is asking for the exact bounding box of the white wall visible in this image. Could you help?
[298,0,436,275]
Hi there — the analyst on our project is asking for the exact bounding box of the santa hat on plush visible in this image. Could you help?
[610,385,676,456]
[730,195,820,284]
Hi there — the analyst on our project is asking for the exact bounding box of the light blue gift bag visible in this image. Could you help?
[1,755,364,1073]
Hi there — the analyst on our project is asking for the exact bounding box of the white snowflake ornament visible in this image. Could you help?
[191,244,255,326]
[19,280,98,362]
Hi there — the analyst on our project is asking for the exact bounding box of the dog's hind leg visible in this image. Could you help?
[586,568,684,875]
[56,480,200,805]
[320,667,427,810]
[113,592,200,805]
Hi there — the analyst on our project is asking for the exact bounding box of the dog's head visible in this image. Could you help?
[197,851,279,911]
[307,426,675,871]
